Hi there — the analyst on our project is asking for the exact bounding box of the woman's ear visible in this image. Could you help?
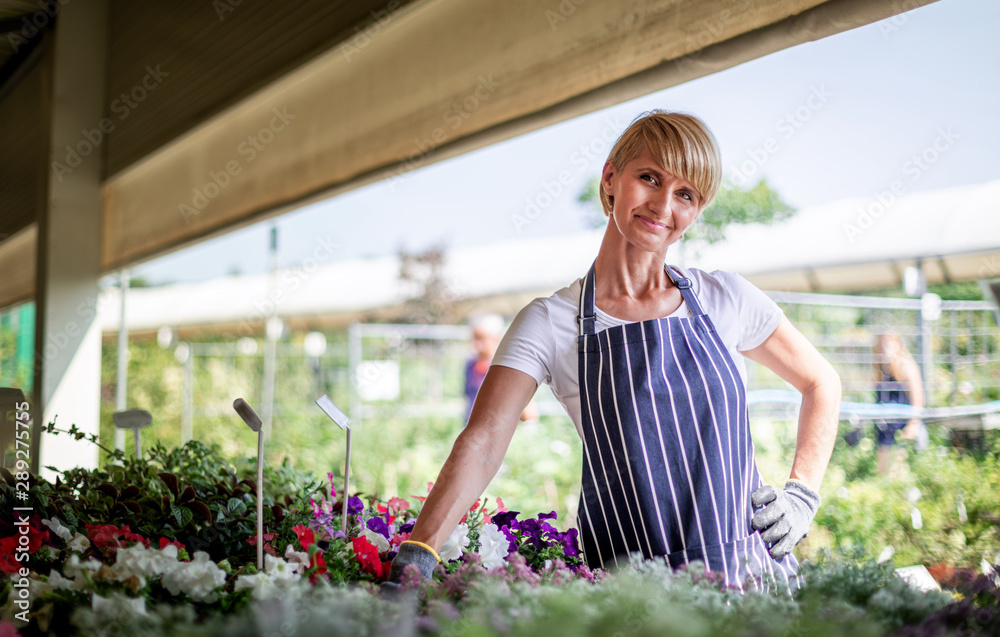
[600,160,615,196]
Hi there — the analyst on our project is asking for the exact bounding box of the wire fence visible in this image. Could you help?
[163,291,999,439]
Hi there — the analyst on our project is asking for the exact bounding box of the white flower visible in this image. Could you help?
[63,554,101,579]
[284,544,309,574]
[161,551,226,603]
[363,528,390,554]
[92,593,148,618]
[41,517,73,542]
[264,554,301,585]
[476,523,510,570]
[67,533,90,553]
[112,543,182,587]
[46,571,75,591]
[234,572,279,600]
[439,523,470,562]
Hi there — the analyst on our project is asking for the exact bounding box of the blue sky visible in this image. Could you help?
[135,0,1000,285]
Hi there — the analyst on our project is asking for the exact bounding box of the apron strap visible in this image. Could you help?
[577,261,704,337]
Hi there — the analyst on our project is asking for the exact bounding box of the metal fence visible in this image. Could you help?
[159,292,1000,440]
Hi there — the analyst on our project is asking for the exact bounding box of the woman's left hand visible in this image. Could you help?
[751,480,822,560]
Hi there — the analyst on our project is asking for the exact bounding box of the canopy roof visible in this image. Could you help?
[0,0,939,310]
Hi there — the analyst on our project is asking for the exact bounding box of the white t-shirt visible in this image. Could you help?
[492,266,784,440]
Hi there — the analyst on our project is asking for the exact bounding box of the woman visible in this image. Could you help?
[873,330,925,474]
[389,111,841,590]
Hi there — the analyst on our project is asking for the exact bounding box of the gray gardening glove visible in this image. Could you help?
[751,480,821,560]
[383,542,439,593]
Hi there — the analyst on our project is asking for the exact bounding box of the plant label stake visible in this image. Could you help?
[314,395,351,534]
[112,409,152,460]
[233,398,264,571]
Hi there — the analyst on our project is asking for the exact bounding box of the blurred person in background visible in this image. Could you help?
[464,313,537,425]
[873,330,926,475]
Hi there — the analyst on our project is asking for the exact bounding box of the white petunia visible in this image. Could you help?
[476,523,510,570]
[234,572,279,600]
[67,533,91,553]
[284,544,310,574]
[63,554,101,579]
[161,551,226,603]
[363,528,390,554]
[264,553,301,585]
[41,517,73,542]
[46,571,75,591]
[438,523,470,562]
[92,593,148,618]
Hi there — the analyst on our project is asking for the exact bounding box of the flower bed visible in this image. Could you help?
[1,441,998,636]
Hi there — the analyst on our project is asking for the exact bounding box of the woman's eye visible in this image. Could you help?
[640,174,657,184]
[677,191,693,201]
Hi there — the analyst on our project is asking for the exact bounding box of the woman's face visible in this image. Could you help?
[601,146,702,253]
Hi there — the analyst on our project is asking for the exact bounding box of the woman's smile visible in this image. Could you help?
[636,214,669,231]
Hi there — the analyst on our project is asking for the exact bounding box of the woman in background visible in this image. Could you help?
[873,330,925,474]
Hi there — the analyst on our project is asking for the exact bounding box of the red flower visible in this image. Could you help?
[84,524,148,557]
[386,497,410,514]
[0,537,21,575]
[246,532,275,546]
[496,497,507,512]
[352,536,384,579]
[376,504,396,525]
[308,551,328,584]
[390,532,410,548]
[159,537,185,551]
[25,523,50,553]
[292,525,315,550]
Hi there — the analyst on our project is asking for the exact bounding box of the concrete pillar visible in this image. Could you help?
[31,0,108,480]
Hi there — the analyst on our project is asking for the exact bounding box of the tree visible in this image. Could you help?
[398,245,460,324]
[577,177,796,244]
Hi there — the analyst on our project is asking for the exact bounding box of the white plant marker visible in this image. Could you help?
[112,409,152,460]
[233,398,264,571]
[315,395,352,534]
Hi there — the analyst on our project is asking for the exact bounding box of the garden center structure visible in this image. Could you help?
[0,0,945,474]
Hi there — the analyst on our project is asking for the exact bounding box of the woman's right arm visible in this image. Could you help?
[407,364,538,549]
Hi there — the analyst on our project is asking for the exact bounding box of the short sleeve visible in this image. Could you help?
[719,271,785,351]
[492,299,554,387]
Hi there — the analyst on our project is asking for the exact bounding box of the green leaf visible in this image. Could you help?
[227,498,247,515]
[171,504,194,527]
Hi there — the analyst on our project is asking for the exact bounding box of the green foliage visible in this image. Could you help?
[753,417,1000,570]
[691,179,796,244]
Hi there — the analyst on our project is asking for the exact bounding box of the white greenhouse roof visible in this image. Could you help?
[99,179,1000,333]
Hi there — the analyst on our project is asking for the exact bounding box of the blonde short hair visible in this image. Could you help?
[600,110,722,216]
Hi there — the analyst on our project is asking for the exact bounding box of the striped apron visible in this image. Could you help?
[574,262,799,592]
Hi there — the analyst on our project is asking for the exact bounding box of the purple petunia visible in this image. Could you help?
[366,515,391,540]
[492,510,520,530]
[347,495,364,515]
[398,522,415,534]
